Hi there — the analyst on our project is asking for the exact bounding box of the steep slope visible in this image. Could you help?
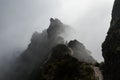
[102,0,120,80]
[29,44,102,80]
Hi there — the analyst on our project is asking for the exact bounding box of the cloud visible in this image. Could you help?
[0,0,114,63]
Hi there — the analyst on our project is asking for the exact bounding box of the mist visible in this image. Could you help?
[0,0,116,79]
[0,0,114,68]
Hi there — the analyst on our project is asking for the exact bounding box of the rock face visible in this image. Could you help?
[102,0,120,80]
[29,44,101,80]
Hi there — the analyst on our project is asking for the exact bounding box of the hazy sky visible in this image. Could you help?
[0,0,114,62]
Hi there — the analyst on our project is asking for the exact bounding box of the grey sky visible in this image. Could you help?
[0,0,114,62]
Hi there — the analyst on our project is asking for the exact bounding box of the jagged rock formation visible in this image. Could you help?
[29,44,102,80]
[6,18,99,80]
[8,18,68,80]
[68,40,96,64]
[102,0,120,80]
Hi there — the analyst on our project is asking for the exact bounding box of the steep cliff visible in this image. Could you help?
[102,0,120,80]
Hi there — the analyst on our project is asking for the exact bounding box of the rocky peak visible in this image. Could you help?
[7,18,99,80]
[68,40,96,64]
[47,18,65,38]
[50,18,61,23]
[68,40,84,49]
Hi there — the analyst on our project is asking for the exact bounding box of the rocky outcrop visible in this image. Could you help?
[29,44,101,80]
[7,18,68,80]
[7,18,98,80]
[102,0,120,80]
[68,40,96,64]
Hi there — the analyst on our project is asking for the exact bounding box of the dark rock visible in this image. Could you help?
[47,18,68,38]
[29,44,101,80]
[102,0,120,80]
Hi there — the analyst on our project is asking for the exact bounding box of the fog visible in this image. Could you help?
[0,0,114,65]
